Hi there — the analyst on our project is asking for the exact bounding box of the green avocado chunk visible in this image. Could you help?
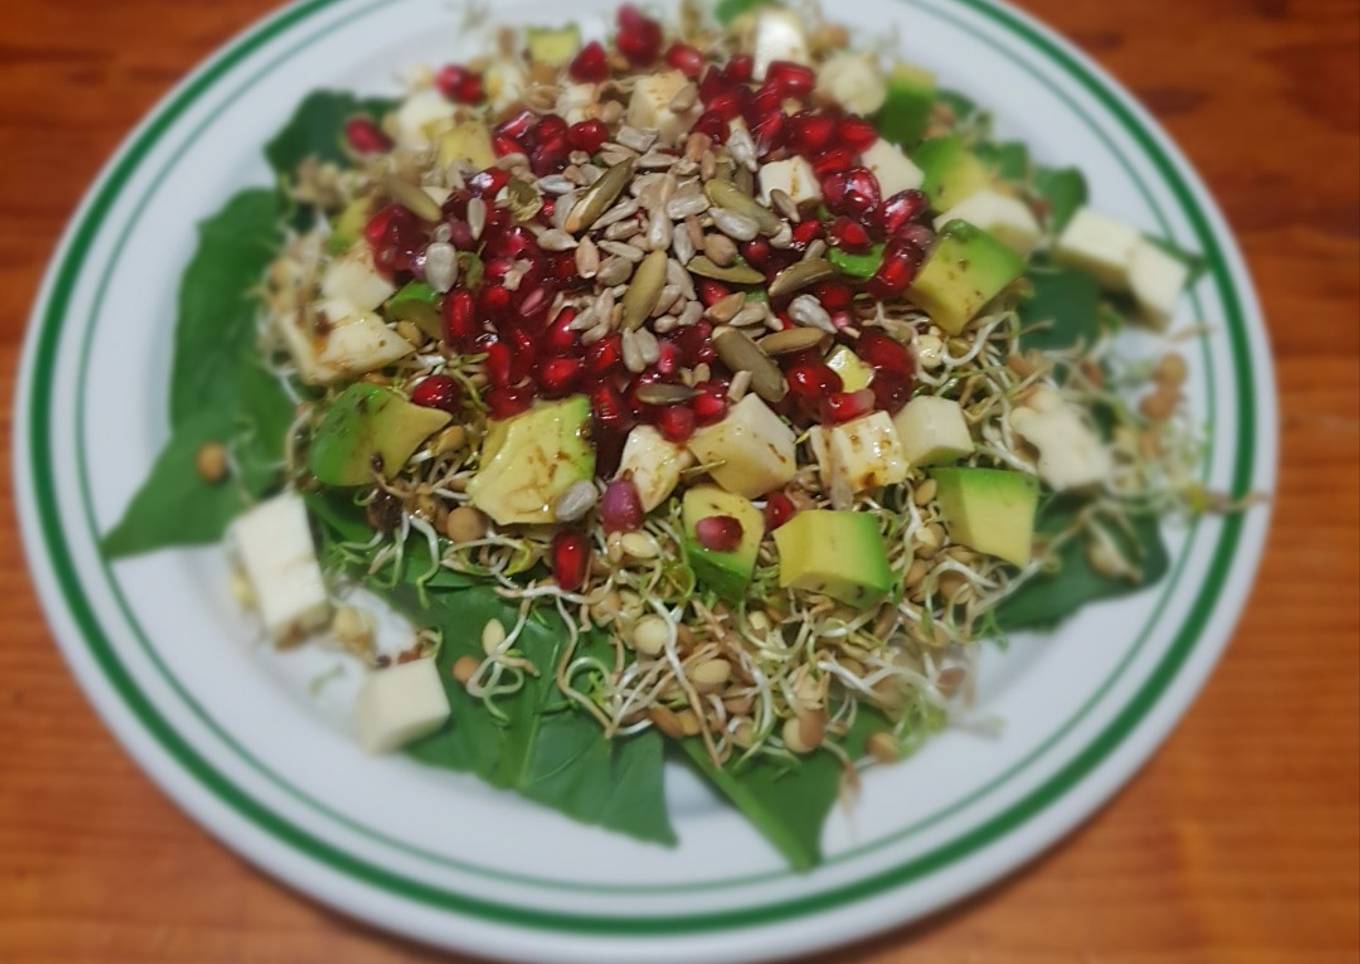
[309,383,452,486]
[526,25,581,66]
[682,484,763,603]
[929,467,1038,566]
[467,395,595,525]
[326,196,373,254]
[908,219,1025,334]
[773,510,892,608]
[911,135,992,211]
[828,243,884,279]
[385,281,441,339]
[874,63,937,147]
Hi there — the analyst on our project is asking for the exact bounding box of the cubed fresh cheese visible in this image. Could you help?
[229,493,331,643]
[814,52,887,115]
[1127,238,1189,328]
[320,251,397,314]
[617,425,694,511]
[687,394,797,498]
[557,82,601,125]
[752,8,810,81]
[1009,386,1110,490]
[1052,207,1140,290]
[934,189,1042,257]
[892,396,974,466]
[484,61,528,114]
[861,139,925,198]
[394,88,455,151]
[758,156,822,207]
[278,304,415,385]
[627,70,701,144]
[355,658,451,754]
[812,412,908,509]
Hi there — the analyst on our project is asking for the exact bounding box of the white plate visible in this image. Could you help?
[14,0,1276,960]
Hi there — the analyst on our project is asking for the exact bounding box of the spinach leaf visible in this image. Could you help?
[935,88,979,123]
[1018,261,1105,352]
[997,496,1170,632]
[714,0,773,25]
[1032,166,1087,234]
[680,707,888,870]
[264,89,399,181]
[976,140,1030,183]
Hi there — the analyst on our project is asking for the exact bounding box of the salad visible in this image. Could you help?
[103,0,1222,869]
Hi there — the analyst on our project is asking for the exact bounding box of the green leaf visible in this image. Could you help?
[996,496,1170,632]
[935,88,979,123]
[680,707,888,870]
[1032,166,1087,234]
[714,0,773,25]
[976,140,1030,183]
[264,89,399,180]
[1018,261,1106,352]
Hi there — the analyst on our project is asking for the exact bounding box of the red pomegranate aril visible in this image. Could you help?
[496,109,536,141]
[895,222,936,255]
[745,83,784,124]
[672,321,716,366]
[566,119,609,154]
[551,529,591,591]
[442,289,478,346]
[447,219,475,250]
[654,339,680,377]
[707,89,746,122]
[492,134,524,158]
[788,111,837,156]
[791,218,823,247]
[410,374,461,413]
[656,404,696,443]
[569,41,609,82]
[724,53,754,84]
[829,216,872,253]
[484,340,515,388]
[486,385,533,419]
[616,5,662,66]
[787,359,843,398]
[517,284,553,320]
[545,308,579,354]
[856,328,914,377]
[529,114,567,148]
[691,109,730,143]
[485,224,539,260]
[468,167,511,198]
[837,115,879,151]
[870,371,912,413]
[586,334,624,376]
[697,278,732,307]
[813,279,854,311]
[824,166,882,222]
[820,388,876,424]
[435,64,483,104]
[750,111,786,157]
[691,385,728,425]
[665,42,705,78]
[740,238,774,270]
[868,239,919,299]
[812,146,855,176]
[530,137,569,176]
[765,61,815,98]
[879,189,930,237]
[537,355,584,397]
[600,477,645,532]
[478,283,513,321]
[695,515,743,552]
[365,203,426,275]
[763,491,797,531]
[344,117,391,154]
[550,250,579,283]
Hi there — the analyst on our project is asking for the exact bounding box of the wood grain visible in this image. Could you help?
[1,1,1355,961]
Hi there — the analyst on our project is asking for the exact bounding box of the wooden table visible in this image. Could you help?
[1,1,1355,961]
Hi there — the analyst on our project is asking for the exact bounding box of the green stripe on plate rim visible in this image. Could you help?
[24,0,1258,935]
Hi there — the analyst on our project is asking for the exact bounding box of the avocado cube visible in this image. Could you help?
[436,120,496,171]
[908,219,1025,334]
[933,188,1042,258]
[774,510,893,608]
[309,383,452,486]
[686,394,797,498]
[526,25,580,67]
[825,346,874,392]
[384,281,441,339]
[682,485,764,603]
[929,467,1038,566]
[874,62,937,146]
[892,396,973,466]
[911,135,992,211]
[467,396,595,525]
[327,196,374,254]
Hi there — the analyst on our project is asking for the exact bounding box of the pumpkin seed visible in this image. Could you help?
[384,175,443,222]
[713,327,787,403]
[506,177,543,222]
[768,258,835,298]
[704,179,782,234]
[622,250,668,330]
[758,327,828,355]
[565,159,635,233]
[635,382,700,405]
[686,256,764,284]
[706,291,746,323]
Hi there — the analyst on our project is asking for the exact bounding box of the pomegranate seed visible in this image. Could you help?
[765,61,815,98]
[856,329,914,377]
[486,385,533,419]
[545,308,578,354]
[672,321,716,366]
[813,280,853,311]
[494,132,525,157]
[446,219,475,250]
[869,371,912,413]
[435,64,483,104]
[496,109,536,141]
[616,5,662,66]
[600,477,645,532]
[763,491,797,531]
[690,109,730,143]
[485,341,515,387]
[479,283,512,321]
[812,146,855,176]
[724,53,754,84]
[740,238,774,270]
[895,222,936,255]
[791,219,823,247]
[707,89,746,122]
[551,529,591,591]
[442,289,478,346]
[468,167,511,197]
[697,278,732,307]
[819,388,876,424]
[788,111,837,156]
[410,374,461,413]
[485,224,539,260]
[365,203,426,275]
[529,114,567,147]
[837,115,879,151]
[829,216,872,253]
[518,284,555,320]
[586,334,624,376]
[879,189,930,237]
[549,249,578,281]
[745,83,784,124]
[591,381,630,427]
[537,355,584,397]
[654,338,680,377]
[692,385,728,425]
[698,65,728,103]
[823,166,882,222]
[695,515,743,552]
[567,119,609,154]
[656,404,696,443]
[665,42,705,78]
[868,239,919,299]
[569,41,609,82]
[786,359,843,398]
[530,136,569,176]
[750,111,786,157]
[344,117,391,154]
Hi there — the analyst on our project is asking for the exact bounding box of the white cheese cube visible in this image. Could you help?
[1010,386,1111,490]
[229,493,331,643]
[627,70,701,144]
[320,251,396,314]
[752,9,810,81]
[814,52,887,115]
[557,82,602,125]
[1128,238,1189,328]
[617,425,694,511]
[1052,207,1140,291]
[484,61,528,115]
[934,189,1042,257]
[687,394,797,498]
[355,658,451,754]
[279,305,415,385]
[394,88,455,151]
[818,412,908,508]
[758,157,822,207]
[861,139,925,198]
[892,396,974,466]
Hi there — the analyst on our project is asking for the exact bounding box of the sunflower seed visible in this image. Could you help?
[554,480,599,522]
[668,83,698,113]
[788,294,837,333]
[634,326,660,364]
[769,258,835,298]
[685,131,711,161]
[636,382,700,405]
[467,195,487,240]
[686,256,765,284]
[582,321,611,345]
[727,369,752,401]
[565,159,635,233]
[537,228,577,251]
[730,304,768,327]
[621,328,646,372]
[579,163,603,184]
[703,232,739,266]
[692,362,711,383]
[637,151,677,170]
[656,283,683,316]
[424,242,458,293]
[599,100,624,124]
[616,126,657,153]
[622,249,668,329]
[712,208,760,241]
[678,300,704,327]
[713,327,787,403]
[727,125,758,171]
[706,291,746,323]
[666,257,695,299]
[575,236,600,278]
[802,238,828,261]
[647,208,673,250]
[759,327,828,355]
[537,174,576,195]
[383,176,443,222]
[553,192,578,230]
[597,255,634,285]
[600,239,646,262]
[700,149,716,180]
[671,221,696,264]
[568,307,598,331]
[594,198,641,232]
[594,287,617,326]
[653,315,678,333]
[685,215,703,248]
[666,191,709,220]
[769,187,800,222]
[768,222,794,249]
[604,218,641,241]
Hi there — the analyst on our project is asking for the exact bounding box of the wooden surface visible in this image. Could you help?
[1,1,1356,961]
